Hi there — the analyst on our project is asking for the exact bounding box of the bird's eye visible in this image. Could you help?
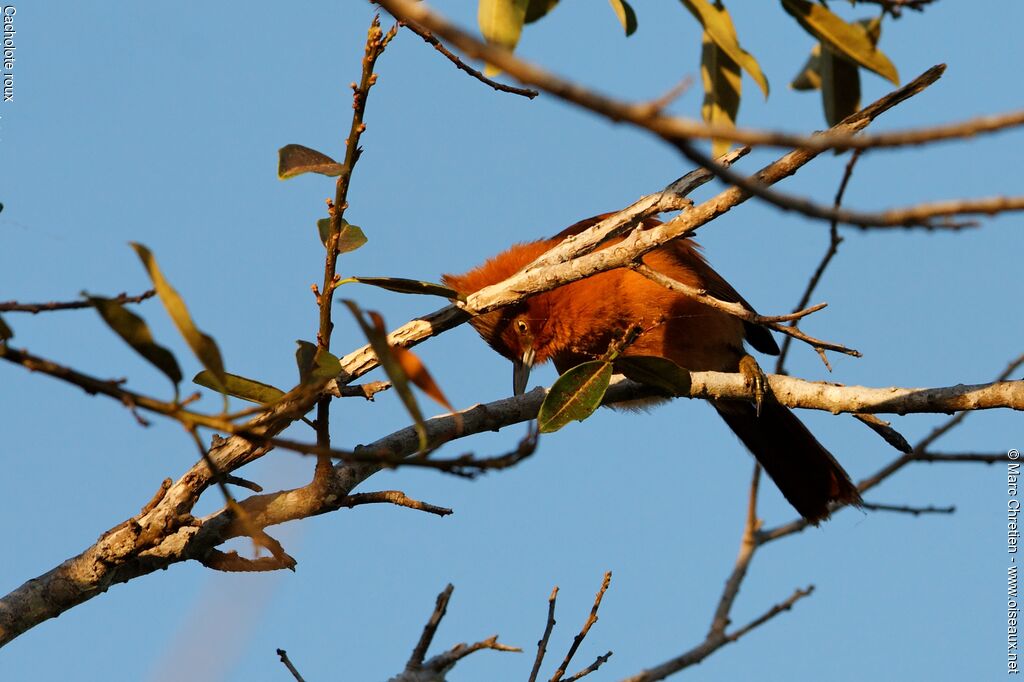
[516,319,529,335]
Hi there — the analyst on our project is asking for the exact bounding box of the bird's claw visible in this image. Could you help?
[738,355,768,418]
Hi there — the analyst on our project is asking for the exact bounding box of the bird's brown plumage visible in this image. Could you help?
[443,214,861,522]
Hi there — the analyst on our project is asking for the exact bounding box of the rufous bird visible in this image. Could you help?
[443,214,862,523]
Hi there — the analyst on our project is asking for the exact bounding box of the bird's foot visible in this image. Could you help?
[738,354,769,417]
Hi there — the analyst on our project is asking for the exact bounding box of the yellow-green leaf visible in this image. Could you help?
[351,277,464,301]
[615,356,692,396]
[89,295,182,387]
[820,45,861,126]
[277,144,344,180]
[0,314,12,341]
[295,340,341,384]
[130,243,227,393]
[781,0,898,84]
[700,33,742,158]
[193,370,285,404]
[608,0,638,36]
[680,0,769,98]
[343,301,428,450]
[790,18,880,93]
[525,0,559,23]
[538,360,613,433]
[790,43,822,91]
[478,0,530,76]
[317,218,368,253]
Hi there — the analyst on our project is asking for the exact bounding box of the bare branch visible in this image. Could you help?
[407,584,453,671]
[550,571,612,682]
[398,19,538,98]
[861,502,956,515]
[776,150,859,371]
[621,586,815,681]
[341,490,453,517]
[633,263,856,358]
[0,289,155,313]
[853,413,913,453]
[276,648,306,682]
[529,587,559,682]
[391,583,521,681]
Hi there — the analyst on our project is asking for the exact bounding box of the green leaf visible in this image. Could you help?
[193,370,285,404]
[780,0,898,84]
[820,44,861,127]
[525,0,559,23]
[538,360,613,433]
[680,0,769,98]
[614,356,692,396]
[478,0,530,76]
[790,43,822,91]
[352,277,464,301]
[0,313,12,341]
[295,340,341,384]
[130,243,227,394]
[277,143,344,180]
[342,300,429,450]
[295,340,317,384]
[317,218,368,253]
[608,0,638,36]
[88,295,182,387]
[700,32,742,158]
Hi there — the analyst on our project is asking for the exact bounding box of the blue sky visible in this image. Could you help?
[1,2,1021,680]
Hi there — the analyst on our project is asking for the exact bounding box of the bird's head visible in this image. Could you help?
[442,240,559,395]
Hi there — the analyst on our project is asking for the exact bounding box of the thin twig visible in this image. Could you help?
[633,263,858,359]
[407,584,453,670]
[313,15,397,488]
[0,289,155,314]
[341,490,452,517]
[620,586,814,681]
[776,150,860,372]
[276,649,306,682]
[398,19,538,98]
[529,587,559,682]
[861,502,956,515]
[550,571,612,682]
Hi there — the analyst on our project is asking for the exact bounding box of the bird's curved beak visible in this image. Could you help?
[513,346,535,396]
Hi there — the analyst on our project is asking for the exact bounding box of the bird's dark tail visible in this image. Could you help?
[713,399,861,524]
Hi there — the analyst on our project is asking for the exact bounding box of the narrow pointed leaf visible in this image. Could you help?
[317,218,368,253]
[700,33,742,158]
[680,0,769,98]
[615,356,692,396]
[277,144,344,179]
[0,314,12,341]
[391,345,455,413]
[343,301,428,449]
[193,370,285,404]
[781,0,898,84]
[130,243,227,392]
[478,0,530,76]
[790,43,822,91]
[352,277,464,301]
[538,360,613,433]
[608,0,638,36]
[89,295,182,386]
[820,45,861,126]
[525,0,559,23]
